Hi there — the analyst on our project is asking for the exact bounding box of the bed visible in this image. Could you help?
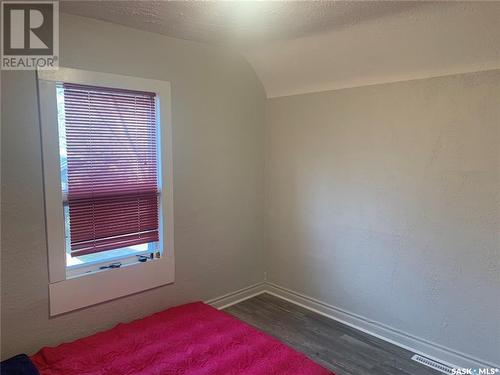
[2,302,333,374]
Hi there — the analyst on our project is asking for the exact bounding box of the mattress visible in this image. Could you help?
[29,302,333,374]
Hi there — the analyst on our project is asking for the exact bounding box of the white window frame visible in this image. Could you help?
[38,67,174,316]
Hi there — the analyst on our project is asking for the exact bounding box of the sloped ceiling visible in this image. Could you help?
[61,1,500,97]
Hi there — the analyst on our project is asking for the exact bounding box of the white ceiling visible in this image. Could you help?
[62,1,500,97]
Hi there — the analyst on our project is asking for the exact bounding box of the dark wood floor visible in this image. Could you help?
[225,293,440,375]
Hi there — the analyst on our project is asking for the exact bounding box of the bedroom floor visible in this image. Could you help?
[225,293,441,375]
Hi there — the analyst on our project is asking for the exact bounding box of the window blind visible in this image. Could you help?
[63,83,159,257]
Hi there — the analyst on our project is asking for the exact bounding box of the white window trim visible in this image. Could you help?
[38,67,174,316]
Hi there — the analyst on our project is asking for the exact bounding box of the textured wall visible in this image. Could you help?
[1,13,265,358]
[265,70,500,365]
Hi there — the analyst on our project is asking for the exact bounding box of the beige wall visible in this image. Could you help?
[266,70,500,365]
[1,14,266,358]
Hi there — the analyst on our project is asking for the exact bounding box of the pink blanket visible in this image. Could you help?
[31,302,333,374]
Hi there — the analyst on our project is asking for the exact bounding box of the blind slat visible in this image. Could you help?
[63,82,159,257]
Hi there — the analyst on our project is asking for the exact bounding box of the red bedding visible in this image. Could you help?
[31,302,333,374]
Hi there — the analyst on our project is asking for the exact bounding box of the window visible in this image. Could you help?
[38,68,174,315]
[59,83,160,275]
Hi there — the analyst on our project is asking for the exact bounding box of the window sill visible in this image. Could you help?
[49,256,174,316]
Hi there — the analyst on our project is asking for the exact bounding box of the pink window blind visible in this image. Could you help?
[63,83,159,257]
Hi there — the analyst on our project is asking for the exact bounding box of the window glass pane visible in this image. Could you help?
[66,243,152,267]
[56,85,68,194]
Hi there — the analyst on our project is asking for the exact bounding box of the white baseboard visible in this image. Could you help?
[205,282,266,309]
[205,281,498,370]
[264,282,499,370]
